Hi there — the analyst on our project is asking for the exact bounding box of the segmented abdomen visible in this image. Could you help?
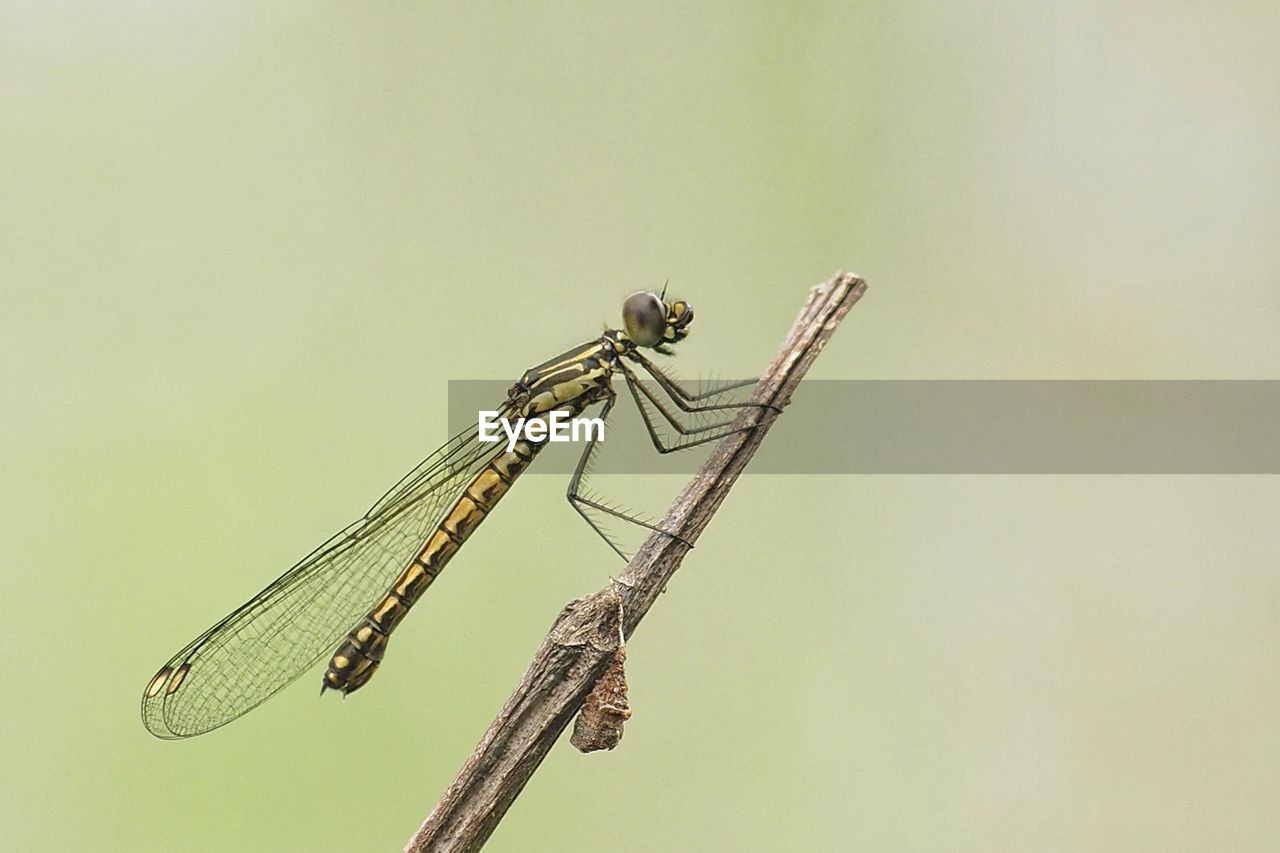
[322,437,540,694]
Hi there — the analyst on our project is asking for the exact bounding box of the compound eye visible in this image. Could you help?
[622,291,665,347]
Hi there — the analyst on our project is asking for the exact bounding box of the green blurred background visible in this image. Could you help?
[3,2,1278,851]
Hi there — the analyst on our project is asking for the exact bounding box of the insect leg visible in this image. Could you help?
[626,349,777,412]
[619,361,770,455]
[565,389,692,560]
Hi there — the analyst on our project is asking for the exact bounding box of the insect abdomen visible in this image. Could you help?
[322,439,539,694]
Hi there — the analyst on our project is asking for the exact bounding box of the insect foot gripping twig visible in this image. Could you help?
[571,597,630,753]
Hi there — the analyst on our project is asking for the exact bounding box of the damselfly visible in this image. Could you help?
[142,289,762,738]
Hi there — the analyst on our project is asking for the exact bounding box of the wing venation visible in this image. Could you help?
[141,417,507,739]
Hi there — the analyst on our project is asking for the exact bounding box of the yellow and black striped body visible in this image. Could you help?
[516,336,623,413]
[322,337,623,694]
[322,436,541,692]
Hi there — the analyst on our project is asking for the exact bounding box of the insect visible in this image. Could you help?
[141,288,763,738]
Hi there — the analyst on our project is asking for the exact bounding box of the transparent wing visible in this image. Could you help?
[141,412,510,739]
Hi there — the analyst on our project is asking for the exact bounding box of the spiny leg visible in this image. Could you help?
[565,390,692,561]
[568,352,781,556]
[626,349,777,411]
[620,362,771,455]
[622,363,738,436]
